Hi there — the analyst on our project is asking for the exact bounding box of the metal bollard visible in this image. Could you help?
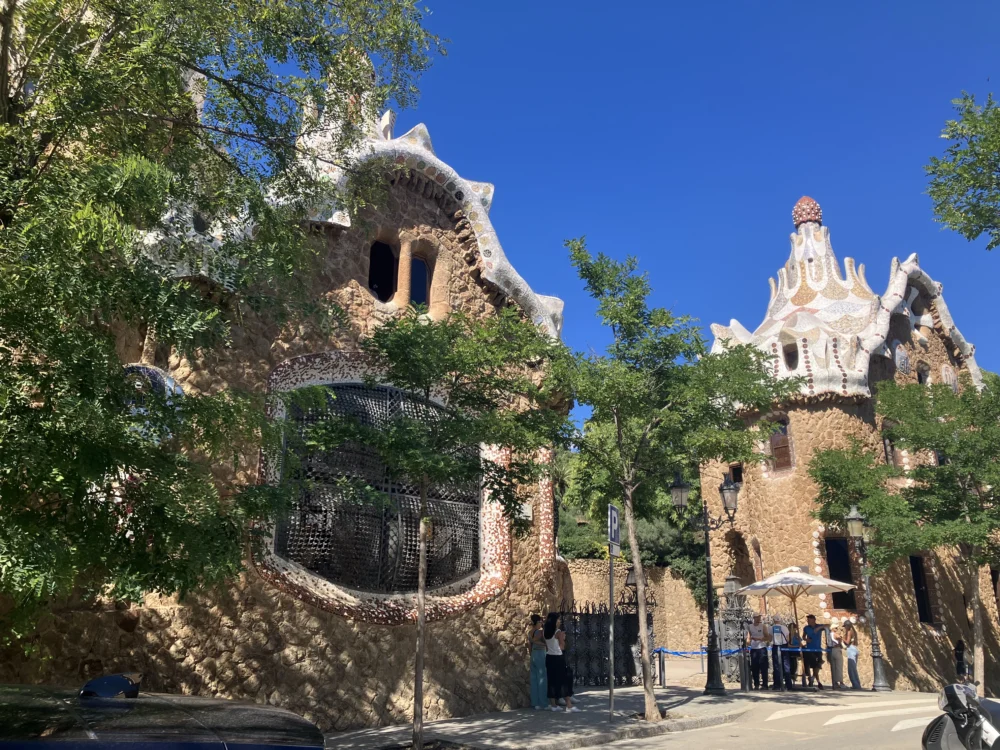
[739,647,750,692]
[658,650,666,687]
[700,643,705,674]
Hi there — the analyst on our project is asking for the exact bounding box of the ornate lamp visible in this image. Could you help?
[719,473,739,520]
[670,473,691,510]
[845,504,865,539]
[844,504,891,692]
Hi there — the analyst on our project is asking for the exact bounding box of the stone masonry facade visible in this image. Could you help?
[0,118,569,731]
[700,197,1000,693]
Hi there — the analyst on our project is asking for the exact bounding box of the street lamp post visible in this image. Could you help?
[671,472,739,696]
[845,505,891,692]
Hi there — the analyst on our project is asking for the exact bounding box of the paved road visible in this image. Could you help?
[605,691,941,750]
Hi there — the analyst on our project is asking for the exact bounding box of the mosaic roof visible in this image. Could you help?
[300,108,565,338]
[710,197,983,398]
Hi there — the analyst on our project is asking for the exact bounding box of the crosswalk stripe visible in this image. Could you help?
[891,716,941,732]
[825,705,942,726]
[766,698,938,722]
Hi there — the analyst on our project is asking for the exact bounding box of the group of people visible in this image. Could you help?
[746,612,863,690]
[529,613,581,713]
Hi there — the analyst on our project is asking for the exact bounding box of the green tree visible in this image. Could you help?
[303,306,572,749]
[809,373,1000,695]
[927,93,1000,249]
[0,0,439,635]
[567,238,798,719]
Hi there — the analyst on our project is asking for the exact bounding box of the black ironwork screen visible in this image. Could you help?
[563,602,654,686]
[276,384,481,593]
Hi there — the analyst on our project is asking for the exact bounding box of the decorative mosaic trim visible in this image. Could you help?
[536,448,556,563]
[710,198,984,399]
[301,119,564,338]
[252,350,513,625]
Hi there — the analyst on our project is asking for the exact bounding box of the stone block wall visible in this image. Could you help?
[564,559,707,653]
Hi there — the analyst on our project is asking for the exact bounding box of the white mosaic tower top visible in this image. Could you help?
[710,197,982,398]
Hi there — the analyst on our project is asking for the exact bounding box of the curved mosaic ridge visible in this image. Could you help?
[252,351,513,625]
[710,198,982,398]
[311,121,564,339]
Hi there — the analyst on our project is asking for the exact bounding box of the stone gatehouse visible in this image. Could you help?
[702,196,1000,693]
[0,110,569,731]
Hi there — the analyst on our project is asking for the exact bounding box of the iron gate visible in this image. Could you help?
[562,602,654,686]
[720,575,754,682]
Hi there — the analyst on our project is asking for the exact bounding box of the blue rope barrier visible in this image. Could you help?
[650,645,829,657]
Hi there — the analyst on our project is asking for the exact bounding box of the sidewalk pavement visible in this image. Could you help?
[325,682,747,750]
[325,656,936,750]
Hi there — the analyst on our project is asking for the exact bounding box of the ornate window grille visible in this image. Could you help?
[276,383,481,594]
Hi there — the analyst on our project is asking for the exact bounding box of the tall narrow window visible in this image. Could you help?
[782,344,799,371]
[770,420,792,470]
[917,363,931,386]
[910,555,933,623]
[824,538,857,610]
[368,241,397,302]
[882,435,904,468]
[729,463,744,484]
[410,257,430,307]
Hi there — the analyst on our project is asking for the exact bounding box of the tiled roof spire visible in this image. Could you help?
[792,196,823,227]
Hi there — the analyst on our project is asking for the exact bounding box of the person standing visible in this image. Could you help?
[746,614,770,690]
[827,622,845,689]
[787,622,802,686]
[841,621,862,690]
[802,614,825,689]
[543,613,578,713]
[770,615,791,690]
[529,614,548,709]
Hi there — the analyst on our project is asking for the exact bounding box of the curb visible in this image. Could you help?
[438,708,748,750]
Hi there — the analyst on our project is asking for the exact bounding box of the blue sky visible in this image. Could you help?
[392,1,1000,373]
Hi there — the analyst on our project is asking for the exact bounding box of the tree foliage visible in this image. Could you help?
[927,94,1000,250]
[809,371,1000,694]
[567,237,798,718]
[301,305,572,749]
[0,0,440,633]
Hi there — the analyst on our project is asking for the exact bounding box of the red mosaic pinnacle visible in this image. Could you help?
[792,196,822,227]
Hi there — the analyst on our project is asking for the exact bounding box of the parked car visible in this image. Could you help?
[0,674,324,749]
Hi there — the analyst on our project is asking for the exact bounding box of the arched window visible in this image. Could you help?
[893,343,911,375]
[782,343,798,371]
[941,365,959,394]
[276,383,481,593]
[769,419,793,471]
[368,241,398,303]
[410,256,431,308]
[917,363,931,386]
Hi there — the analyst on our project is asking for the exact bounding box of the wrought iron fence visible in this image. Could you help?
[562,601,655,686]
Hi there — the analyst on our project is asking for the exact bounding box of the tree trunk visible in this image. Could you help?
[622,490,660,722]
[412,479,429,749]
[969,558,985,697]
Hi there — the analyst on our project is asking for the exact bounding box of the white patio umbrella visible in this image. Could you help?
[734,566,856,623]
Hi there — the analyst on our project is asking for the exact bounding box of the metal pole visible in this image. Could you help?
[703,501,726,696]
[700,644,704,674]
[860,537,891,692]
[609,543,615,720]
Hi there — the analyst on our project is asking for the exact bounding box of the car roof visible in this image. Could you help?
[0,684,324,748]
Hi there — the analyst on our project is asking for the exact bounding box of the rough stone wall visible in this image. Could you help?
[701,318,1000,692]
[564,560,706,653]
[0,177,567,730]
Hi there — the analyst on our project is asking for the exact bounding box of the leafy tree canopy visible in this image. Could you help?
[566,237,798,718]
[0,0,440,635]
[810,373,1000,566]
[927,93,1000,250]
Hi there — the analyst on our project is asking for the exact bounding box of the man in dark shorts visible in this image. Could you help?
[801,614,825,689]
